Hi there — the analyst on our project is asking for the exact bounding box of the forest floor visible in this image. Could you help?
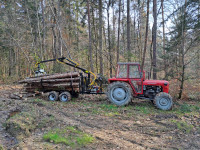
[0,85,200,150]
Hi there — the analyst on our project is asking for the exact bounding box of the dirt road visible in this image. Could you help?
[0,85,200,150]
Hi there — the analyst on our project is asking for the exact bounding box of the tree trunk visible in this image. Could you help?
[75,0,79,52]
[58,0,63,57]
[117,0,121,63]
[99,0,103,75]
[127,0,131,61]
[178,0,187,99]
[141,0,150,71]
[41,0,46,59]
[152,0,157,79]
[161,0,167,78]
[107,1,112,77]
[91,6,98,73]
[87,0,94,72]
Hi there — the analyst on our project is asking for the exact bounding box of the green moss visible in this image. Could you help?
[43,126,94,148]
[135,105,151,114]
[171,120,194,133]
[0,145,4,150]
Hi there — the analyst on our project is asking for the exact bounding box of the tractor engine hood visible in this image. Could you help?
[143,80,169,86]
[143,80,169,93]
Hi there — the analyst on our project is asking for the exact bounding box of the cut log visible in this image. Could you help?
[20,72,80,94]
[19,72,79,84]
[24,83,79,90]
[21,77,80,84]
[25,87,79,93]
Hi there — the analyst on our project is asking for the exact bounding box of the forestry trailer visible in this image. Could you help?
[27,57,173,110]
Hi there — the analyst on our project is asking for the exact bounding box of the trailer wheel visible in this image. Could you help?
[48,91,59,101]
[154,92,173,110]
[59,92,71,102]
[107,81,133,106]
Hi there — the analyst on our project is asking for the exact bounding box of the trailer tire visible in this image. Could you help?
[154,92,173,110]
[107,81,133,106]
[59,92,71,102]
[48,91,59,101]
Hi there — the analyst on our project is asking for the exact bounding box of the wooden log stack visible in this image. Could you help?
[19,72,80,93]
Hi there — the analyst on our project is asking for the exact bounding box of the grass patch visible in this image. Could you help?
[5,108,57,140]
[5,111,37,139]
[99,104,118,110]
[86,104,120,115]
[86,102,159,116]
[135,105,151,114]
[43,126,94,148]
[104,112,120,117]
[179,103,192,113]
[171,120,194,133]
[37,115,55,129]
[89,103,133,116]
[30,98,49,106]
[0,145,4,150]
[172,103,200,115]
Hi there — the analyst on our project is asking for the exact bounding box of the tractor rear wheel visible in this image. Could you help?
[107,82,133,106]
[154,92,173,110]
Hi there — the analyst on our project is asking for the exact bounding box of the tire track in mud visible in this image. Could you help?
[0,109,18,149]
[40,104,162,149]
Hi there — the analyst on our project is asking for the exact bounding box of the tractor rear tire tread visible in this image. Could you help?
[107,81,133,106]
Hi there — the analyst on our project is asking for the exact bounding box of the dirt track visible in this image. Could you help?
[0,85,200,150]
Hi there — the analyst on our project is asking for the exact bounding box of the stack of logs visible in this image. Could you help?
[19,72,80,93]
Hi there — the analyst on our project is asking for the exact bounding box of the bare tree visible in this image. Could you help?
[87,0,94,72]
[178,0,187,99]
[152,0,157,79]
[161,0,166,77]
[99,0,103,75]
[127,0,131,61]
[117,0,121,63]
[141,0,150,71]
[106,0,112,77]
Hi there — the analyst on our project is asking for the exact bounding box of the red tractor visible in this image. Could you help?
[107,62,173,110]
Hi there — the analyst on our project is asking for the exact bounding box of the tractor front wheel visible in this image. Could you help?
[107,82,133,106]
[154,92,173,110]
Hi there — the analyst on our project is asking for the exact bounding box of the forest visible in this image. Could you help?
[0,0,200,149]
[0,0,199,99]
